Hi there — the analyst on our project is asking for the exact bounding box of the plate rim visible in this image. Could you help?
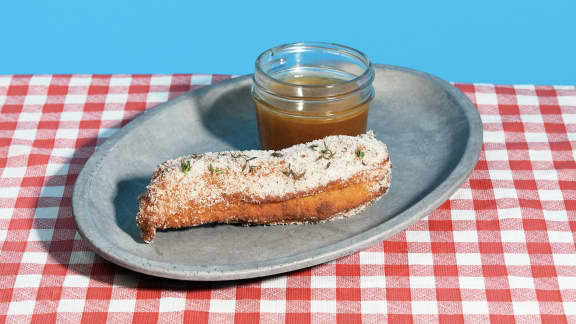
[72,64,483,280]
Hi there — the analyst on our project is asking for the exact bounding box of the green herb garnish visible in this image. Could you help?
[356,149,365,159]
[282,163,306,180]
[293,171,306,180]
[241,156,257,172]
[309,144,318,151]
[316,140,335,161]
[326,162,331,169]
[271,152,283,158]
[180,160,191,173]
[208,164,225,175]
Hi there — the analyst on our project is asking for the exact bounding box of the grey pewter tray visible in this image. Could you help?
[72,65,482,281]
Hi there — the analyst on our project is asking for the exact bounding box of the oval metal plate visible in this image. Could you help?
[72,65,483,280]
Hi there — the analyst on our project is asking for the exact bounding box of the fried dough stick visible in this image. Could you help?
[137,131,391,242]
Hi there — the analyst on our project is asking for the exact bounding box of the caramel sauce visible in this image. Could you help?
[254,76,370,150]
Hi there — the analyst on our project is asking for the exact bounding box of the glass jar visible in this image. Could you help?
[252,42,375,150]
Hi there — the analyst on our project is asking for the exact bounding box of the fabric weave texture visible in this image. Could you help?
[0,74,575,323]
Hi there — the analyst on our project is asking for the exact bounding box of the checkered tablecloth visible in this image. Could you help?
[0,74,575,323]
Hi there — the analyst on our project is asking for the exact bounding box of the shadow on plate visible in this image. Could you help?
[113,177,150,243]
[198,81,261,151]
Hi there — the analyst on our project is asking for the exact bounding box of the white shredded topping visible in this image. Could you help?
[145,131,390,212]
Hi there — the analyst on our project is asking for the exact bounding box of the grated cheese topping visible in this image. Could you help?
[144,131,390,212]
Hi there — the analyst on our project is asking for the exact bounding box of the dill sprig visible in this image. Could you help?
[228,153,257,173]
[316,140,335,161]
[282,163,306,180]
[241,156,257,172]
[180,160,191,173]
[208,164,225,175]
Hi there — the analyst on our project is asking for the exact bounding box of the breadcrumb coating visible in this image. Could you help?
[137,131,392,242]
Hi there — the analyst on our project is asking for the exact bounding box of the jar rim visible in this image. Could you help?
[254,41,373,90]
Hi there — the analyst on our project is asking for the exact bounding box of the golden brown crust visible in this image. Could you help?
[137,178,389,243]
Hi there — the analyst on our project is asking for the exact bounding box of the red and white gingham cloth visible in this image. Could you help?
[0,74,575,323]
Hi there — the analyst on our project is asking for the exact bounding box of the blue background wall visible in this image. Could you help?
[2,1,574,85]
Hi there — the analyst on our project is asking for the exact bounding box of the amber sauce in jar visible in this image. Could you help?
[254,76,370,150]
[252,42,375,150]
